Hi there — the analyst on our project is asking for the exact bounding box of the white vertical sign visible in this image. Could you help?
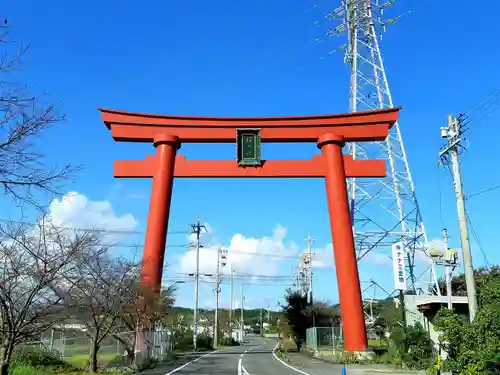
[392,242,407,290]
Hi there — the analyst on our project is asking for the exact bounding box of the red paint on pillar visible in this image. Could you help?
[140,134,180,291]
[318,133,368,352]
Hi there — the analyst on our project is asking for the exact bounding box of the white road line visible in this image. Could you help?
[238,358,243,375]
[238,357,251,375]
[271,343,312,375]
[165,349,221,375]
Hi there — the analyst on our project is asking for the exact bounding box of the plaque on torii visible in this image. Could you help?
[100,106,401,352]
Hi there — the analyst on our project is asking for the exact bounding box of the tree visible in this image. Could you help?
[0,219,95,375]
[64,246,140,373]
[281,290,340,351]
[307,302,341,327]
[281,290,310,351]
[434,274,500,375]
[430,266,500,306]
[1,18,76,206]
[116,284,176,364]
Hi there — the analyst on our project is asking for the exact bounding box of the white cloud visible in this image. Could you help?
[46,192,138,244]
[48,192,137,230]
[178,224,299,279]
[1,192,139,301]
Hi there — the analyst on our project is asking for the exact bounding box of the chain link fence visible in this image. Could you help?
[305,326,380,354]
[305,326,344,352]
[24,327,174,368]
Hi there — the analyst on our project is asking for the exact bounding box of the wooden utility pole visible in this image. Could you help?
[440,114,478,321]
[260,307,264,337]
[190,218,206,350]
[214,248,227,348]
[229,266,234,340]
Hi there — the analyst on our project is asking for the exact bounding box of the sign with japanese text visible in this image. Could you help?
[392,242,407,291]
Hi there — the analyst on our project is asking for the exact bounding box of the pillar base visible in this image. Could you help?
[312,348,376,362]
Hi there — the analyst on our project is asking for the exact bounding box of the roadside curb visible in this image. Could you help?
[282,350,429,374]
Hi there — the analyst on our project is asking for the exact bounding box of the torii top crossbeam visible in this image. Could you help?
[100,107,400,143]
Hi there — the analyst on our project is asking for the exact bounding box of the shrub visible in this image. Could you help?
[11,346,70,369]
[390,322,433,370]
[196,334,213,350]
[220,336,240,346]
[279,338,298,352]
[136,357,159,372]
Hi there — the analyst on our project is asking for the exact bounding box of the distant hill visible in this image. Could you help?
[170,306,284,325]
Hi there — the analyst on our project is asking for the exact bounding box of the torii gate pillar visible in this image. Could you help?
[318,133,366,350]
[140,134,180,290]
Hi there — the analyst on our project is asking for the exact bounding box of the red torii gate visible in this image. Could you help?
[100,106,400,352]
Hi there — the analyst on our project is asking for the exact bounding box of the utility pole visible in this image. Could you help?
[305,233,315,327]
[440,114,478,322]
[240,284,245,342]
[265,297,271,324]
[190,218,206,350]
[260,307,263,337]
[214,248,227,348]
[305,233,315,304]
[443,229,453,310]
[229,266,235,339]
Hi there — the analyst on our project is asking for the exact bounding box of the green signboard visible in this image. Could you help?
[236,128,262,166]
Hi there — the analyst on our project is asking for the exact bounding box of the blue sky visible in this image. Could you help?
[2,0,500,310]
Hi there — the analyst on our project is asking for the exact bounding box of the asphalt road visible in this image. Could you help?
[149,337,433,375]
[148,336,297,375]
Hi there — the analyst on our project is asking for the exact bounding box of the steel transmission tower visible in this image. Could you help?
[327,0,439,294]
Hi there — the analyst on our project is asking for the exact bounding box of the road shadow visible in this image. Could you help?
[142,352,242,375]
[141,344,278,375]
[140,352,207,375]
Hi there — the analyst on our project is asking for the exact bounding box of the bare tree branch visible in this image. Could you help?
[0,217,95,375]
[0,18,79,208]
[63,246,143,372]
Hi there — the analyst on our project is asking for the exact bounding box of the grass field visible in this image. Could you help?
[11,351,122,375]
[11,364,124,375]
[64,353,118,369]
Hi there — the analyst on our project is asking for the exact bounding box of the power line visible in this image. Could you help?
[457,87,500,136]
[464,205,490,267]
[0,219,307,260]
[64,241,305,260]
[173,271,294,280]
[0,218,189,235]
[224,3,326,89]
[466,183,500,200]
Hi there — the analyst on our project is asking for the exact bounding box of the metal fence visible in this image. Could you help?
[27,327,174,366]
[305,326,380,353]
[305,326,344,352]
[39,329,133,360]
